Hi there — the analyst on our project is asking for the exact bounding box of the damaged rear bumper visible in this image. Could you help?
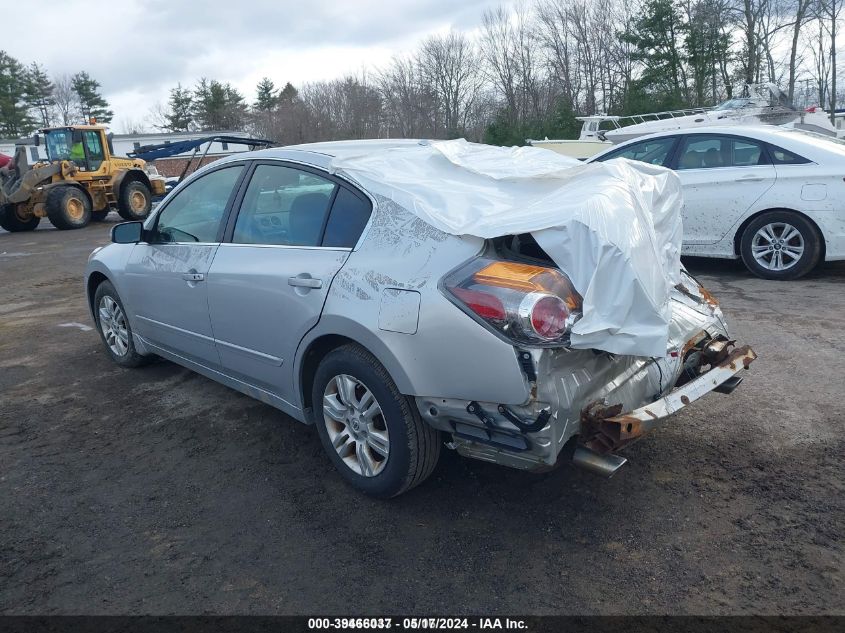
[416,273,757,475]
[575,344,757,476]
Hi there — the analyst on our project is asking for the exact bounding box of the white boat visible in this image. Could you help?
[529,85,840,157]
[602,84,838,143]
[526,116,614,159]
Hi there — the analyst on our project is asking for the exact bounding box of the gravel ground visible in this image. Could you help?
[1,218,843,615]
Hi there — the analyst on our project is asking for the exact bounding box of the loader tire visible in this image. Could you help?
[0,204,40,232]
[46,186,92,230]
[117,181,152,221]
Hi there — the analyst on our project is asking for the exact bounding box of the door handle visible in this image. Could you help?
[288,275,322,289]
[737,176,764,182]
[182,272,205,282]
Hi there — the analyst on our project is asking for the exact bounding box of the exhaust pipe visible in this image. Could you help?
[573,445,627,478]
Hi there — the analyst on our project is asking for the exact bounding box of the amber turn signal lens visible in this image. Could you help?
[473,261,554,292]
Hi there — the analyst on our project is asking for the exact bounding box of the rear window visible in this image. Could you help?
[322,187,372,248]
[767,144,811,165]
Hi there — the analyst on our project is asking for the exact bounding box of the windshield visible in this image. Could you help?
[44,129,74,161]
[713,98,754,111]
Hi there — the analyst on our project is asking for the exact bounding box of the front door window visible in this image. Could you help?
[154,166,243,243]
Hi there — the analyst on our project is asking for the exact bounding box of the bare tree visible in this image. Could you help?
[479,3,546,124]
[52,74,77,125]
[145,101,171,132]
[118,117,149,134]
[806,12,831,106]
[300,73,383,141]
[785,0,814,100]
[378,54,438,137]
[817,0,842,121]
[419,31,483,136]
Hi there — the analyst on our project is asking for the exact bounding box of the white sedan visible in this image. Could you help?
[589,125,845,279]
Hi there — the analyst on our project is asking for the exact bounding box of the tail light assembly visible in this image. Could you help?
[442,256,583,347]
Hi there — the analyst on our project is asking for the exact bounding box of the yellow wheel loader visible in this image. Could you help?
[0,125,166,232]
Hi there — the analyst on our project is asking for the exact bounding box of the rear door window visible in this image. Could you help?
[232,164,337,246]
[676,135,767,169]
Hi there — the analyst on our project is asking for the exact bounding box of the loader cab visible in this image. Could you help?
[43,126,109,172]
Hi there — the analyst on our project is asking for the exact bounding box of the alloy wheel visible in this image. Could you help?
[98,295,129,357]
[751,222,805,272]
[322,374,390,477]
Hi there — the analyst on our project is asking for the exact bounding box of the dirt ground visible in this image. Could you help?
[1,217,843,615]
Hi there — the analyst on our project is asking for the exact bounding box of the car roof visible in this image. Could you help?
[217,139,429,170]
[605,125,792,144]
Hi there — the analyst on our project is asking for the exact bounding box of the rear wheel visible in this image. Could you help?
[93,280,151,368]
[46,186,91,230]
[740,211,821,280]
[92,209,110,222]
[117,180,152,221]
[312,344,441,498]
[0,203,40,232]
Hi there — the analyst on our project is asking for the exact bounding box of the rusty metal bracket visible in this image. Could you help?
[580,344,757,454]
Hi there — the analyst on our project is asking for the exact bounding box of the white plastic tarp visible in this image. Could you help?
[330,139,683,358]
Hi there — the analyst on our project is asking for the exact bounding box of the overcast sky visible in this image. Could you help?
[3,0,507,131]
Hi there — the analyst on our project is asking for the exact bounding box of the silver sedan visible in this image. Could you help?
[86,142,755,497]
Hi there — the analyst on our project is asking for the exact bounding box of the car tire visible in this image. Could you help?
[0,203,40,231]
[93,280,152,368]
[91,209,110,222]
[740,211,822,280]
[312,344,441,498]
[117,180,152,221]
[46,186,92,230]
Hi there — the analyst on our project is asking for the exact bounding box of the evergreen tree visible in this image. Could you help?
[0,50,36,136]
[222,83,247,129]
[255,77,278,111]
[71,71,113,123]
[192,79,247,130]
[684,0,731,106]
[166,83,193,131]
[278,82,298,104]
[191,78,213,129]
[622,0,689,109]
[26,62,54,128]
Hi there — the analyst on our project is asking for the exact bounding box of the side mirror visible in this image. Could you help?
[111,221,144,244]
[33,134,41,147]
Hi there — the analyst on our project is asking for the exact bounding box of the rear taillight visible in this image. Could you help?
[442,256,582,347]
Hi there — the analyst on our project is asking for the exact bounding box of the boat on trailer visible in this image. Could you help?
[529,84,840,159]
[603,84,837,143]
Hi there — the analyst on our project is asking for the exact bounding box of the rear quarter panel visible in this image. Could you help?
[295,195,531,407]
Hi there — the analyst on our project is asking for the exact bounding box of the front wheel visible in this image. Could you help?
[740,211,822,280]
[312,344,441,498]
[117,180,152,221]
[93,280,152,368]
[46,186,91,230]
